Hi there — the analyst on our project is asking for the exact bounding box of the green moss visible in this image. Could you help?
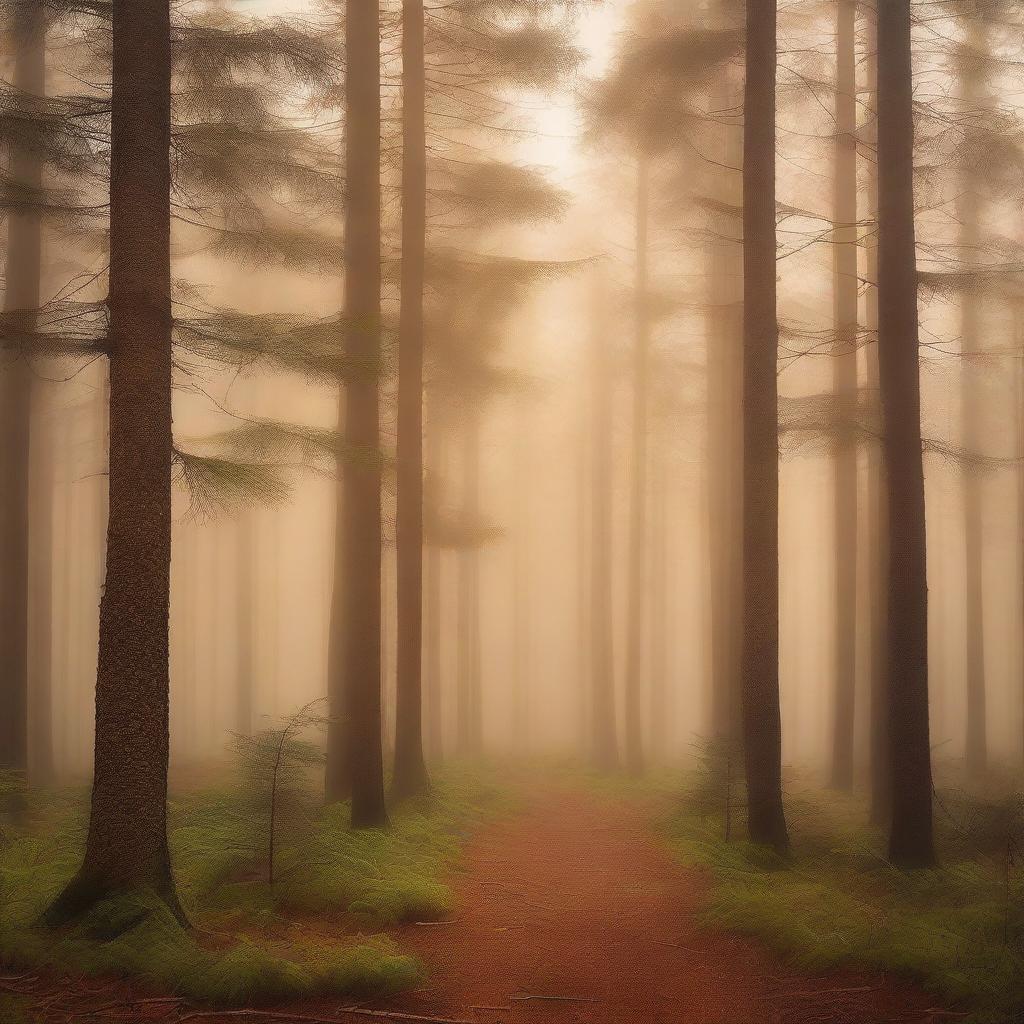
[0,887,418,1006]
[0,761,507,1007]
[0,762,505,1008]
[658,784,1024,1024]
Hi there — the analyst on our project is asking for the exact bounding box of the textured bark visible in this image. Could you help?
[45,0,182,921]
[877,0,934,869]
[860,0,891,826]
[624,157,650,778]
[740,0,789,853]
[392,0,430,800]
[325,0,388,829]
[830,0,859,793]
[0,0,45,779]
[589,272,618,771]
[960,20,988,780]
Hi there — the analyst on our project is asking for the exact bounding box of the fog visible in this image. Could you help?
[14,0,1024,786]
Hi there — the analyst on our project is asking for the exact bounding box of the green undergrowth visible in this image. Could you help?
[657,774,1024,1023]
[0,762,509,1006]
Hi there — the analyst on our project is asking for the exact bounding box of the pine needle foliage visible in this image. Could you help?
[230,701,327,890]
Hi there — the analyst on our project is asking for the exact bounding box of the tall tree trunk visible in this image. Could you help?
[512,405,530,746]
[589,272,618,771]
[706,70,744,743]
[456,410,482,755]
[830,0,859,793]
[235,510,255,737]
[877,0,934,869]
[45,0,182,920]
[861,0,890,825]
[960,19,988,780]
[624,156,650,777]
[423,412,444,761]
[648,450,668,762]
[741,0,789,853]
[1018,319,1024,765]
[28,388,54,784]
[392,0,430,800]
[576,391,590,756]
[0,0,45,780]
[325,0,388,829]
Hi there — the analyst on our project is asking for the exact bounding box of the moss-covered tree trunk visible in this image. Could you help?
[877,0,934,869]
[0,0,45,781]
[326,0,388,829]
[45,0,183,922]
[830,0,859,793]
[740,0,789,854]
[393,0,430,800]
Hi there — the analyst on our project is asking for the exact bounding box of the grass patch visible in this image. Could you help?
[0,762,508,1006]
[657,775,1024,1024]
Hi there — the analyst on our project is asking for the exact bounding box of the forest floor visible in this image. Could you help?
[308,783,944,1024]
[0,779,968,1024]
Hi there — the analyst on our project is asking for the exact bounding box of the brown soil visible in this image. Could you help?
[360,785,947,1024]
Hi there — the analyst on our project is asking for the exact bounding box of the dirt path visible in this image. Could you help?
[368,785,943,1024]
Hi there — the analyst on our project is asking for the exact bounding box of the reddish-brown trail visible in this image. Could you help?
[5,786,949,1024]
[355,785,943,1024]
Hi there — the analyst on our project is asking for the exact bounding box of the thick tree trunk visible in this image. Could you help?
[325,0,388,828]
[624,157,650,777]
[0,0,45,780]
[860,0,891,826]
[830,0,859,793]
[589,271,618,770]
[960,20,988,780]
[877,0,934,869]
[392,0,430,800]
[740,0,789,853]
[45,0,182,921]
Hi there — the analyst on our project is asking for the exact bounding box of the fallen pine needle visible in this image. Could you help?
[509,994,597,1003]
